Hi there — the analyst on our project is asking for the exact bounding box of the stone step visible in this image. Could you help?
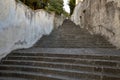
[0,64,102,74]
[3,55,119,67]
[0,77,29,80]
[35,43,113,47]
[0,70,79,80]
[53,31,90,34]
[1,61,101,73]
[35,42,113,45]
[0,61,120,76]
[35,44,114,48]
[2,57,120,67]
[0,63,120,80]
[34,46,114,48]
[39,35,112,40]
[8,52,120,61]
[0,65,119,80]
[5,55,120,63]
[37,36,111,43]
[0,65,101,80]
[36,40,112,44]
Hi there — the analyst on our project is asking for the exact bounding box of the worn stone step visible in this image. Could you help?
[0,65,120,80]
[0,70,79,80]
[0,64,101,73]
[0,64,119,76]
[8,53,120,61]
[36,45,114,47]
[0,62,102,73]
[34,46,114,48]
[47,35,107,40]
[4,57,119,67]
[0,76,31,80]
[36,41,112,44]
[36,37,112,42]
[35,44,114,47]
[35,41,114,45]
[0,77,30,80]
[0,65,102,80]
[2,59,120,68]
[35,41,114,48]
[5,56,120,64]
[36,41,114,48]
[35,45,114,48]
[44,42,111,45]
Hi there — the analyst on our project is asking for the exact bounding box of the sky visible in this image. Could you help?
[63,0,70,13]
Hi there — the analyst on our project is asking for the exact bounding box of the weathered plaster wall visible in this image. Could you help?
[72,0,120,48]
[0,0,64,59]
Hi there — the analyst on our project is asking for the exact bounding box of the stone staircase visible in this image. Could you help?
[0,48,120,80]
[0,19,120,80]
[34,20,114,48]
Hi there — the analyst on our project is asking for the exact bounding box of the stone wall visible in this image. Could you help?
[0,0,64,59]
[71,2,82,25]
[72,0,120,48]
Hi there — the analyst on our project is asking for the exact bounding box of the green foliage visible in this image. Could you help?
[69,0,76,15]
[19,0,48,9]
[18,0,68,16]
[45,0,64,15]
